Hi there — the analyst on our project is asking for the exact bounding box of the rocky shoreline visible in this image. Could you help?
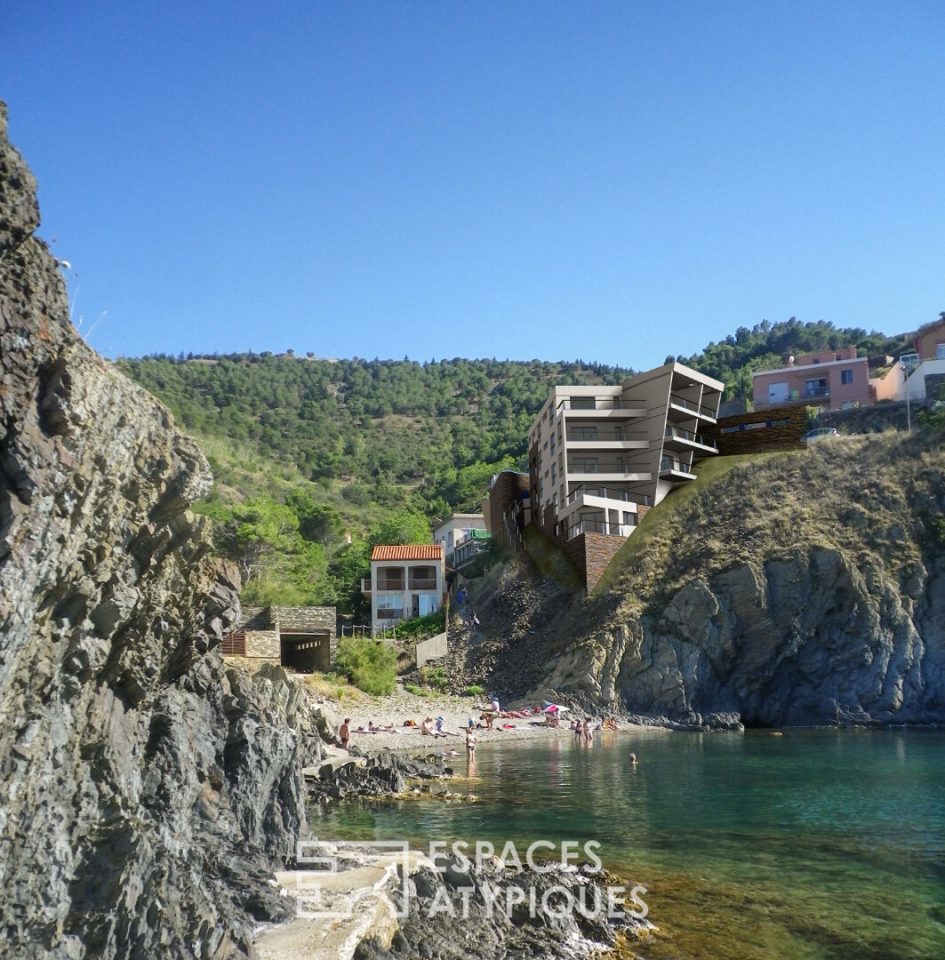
[255,833,654,960]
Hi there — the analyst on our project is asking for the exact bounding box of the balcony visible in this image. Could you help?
[660,457,696,480]
[566,517,636,540]
[557,398,647,418]
[408,577,439,591]
[668,394,718,421]
[375,578,405,591]
[663,425,718,451]
[566,485,652,507]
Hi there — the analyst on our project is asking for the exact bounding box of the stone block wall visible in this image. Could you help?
[244,630,280,660]
[416,631,448,668]
[272,606,337,663]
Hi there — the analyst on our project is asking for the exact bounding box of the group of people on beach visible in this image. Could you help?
[337,698,626,756]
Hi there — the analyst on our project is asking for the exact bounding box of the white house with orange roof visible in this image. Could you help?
[362,544,446,635]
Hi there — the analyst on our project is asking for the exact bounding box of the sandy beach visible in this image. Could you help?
[312,683,590,755]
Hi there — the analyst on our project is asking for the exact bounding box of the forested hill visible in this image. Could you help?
[680,317,911,398]
[116,318,919,612]
[117,354,632,508]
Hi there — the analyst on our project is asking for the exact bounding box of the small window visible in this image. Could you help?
[937,343,945,360]
[841,369,854,385]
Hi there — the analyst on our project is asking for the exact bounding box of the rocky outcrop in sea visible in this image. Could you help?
[534,436,945,727]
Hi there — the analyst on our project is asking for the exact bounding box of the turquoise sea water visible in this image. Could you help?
[310,730,945,959]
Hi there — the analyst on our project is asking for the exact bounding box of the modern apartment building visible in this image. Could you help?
[752,347,870,411]
[528,362,724,548]
[362,545,446,635]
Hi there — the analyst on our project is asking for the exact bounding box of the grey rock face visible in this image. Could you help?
[0,102,321,958]
[546,545,945,727]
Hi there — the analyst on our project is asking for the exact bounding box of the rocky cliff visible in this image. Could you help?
[0,103,322,958]
[532,436,945,726]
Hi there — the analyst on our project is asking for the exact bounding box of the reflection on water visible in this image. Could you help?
[310,729,945,959]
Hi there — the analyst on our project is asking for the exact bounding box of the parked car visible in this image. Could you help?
[801,427,839,443]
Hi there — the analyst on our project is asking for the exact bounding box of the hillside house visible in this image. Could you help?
[433,513,489,569]
[904,317,945,402]
[528,362,723,588]
[752,347,871,411]
[222,605,336,672]
[362,545,446,635]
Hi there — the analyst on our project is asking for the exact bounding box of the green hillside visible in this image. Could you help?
[117,317,925,612]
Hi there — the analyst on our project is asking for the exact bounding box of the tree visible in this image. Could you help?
[369,509,431,546]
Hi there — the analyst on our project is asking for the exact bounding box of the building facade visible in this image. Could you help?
[363,544,446,634]
[433,513,488,564]
[752,347,870,411]
[482,471,531,555]
[222,605,336,672]
[527,362,724,554]
[904,317,945,402]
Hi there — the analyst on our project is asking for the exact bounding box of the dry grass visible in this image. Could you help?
[591,430,944,610]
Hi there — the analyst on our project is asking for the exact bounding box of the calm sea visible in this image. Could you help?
[310,729,945,959]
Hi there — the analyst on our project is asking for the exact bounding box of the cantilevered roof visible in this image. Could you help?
[371,545,444,561]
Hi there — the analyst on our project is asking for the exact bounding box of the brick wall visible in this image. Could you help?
[562,532,627,592]
[706,405,807,455]
[485,471,530,552]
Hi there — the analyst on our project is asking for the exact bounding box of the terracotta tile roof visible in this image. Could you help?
[371,544,444,562]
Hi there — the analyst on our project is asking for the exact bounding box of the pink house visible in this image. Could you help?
[752,346,871,411]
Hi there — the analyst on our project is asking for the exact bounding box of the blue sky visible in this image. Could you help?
[4,1,944,367]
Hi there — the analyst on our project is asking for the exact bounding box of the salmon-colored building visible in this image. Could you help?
[752,346,871,411]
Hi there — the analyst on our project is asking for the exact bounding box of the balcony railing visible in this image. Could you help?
[567,427,647,442]
[556,398,646,411]
[804,387,830,399]
[408,578,438,590]
[375,579,405,592]
[664,426,718,448]
[568,461,651,476]
[660,457,695,475]
[669,394,717,418]
[567,485,652,507]
[566,517,637,540]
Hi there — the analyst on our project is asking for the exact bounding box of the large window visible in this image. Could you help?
[376,594,404,620]
[572,457,598,472]
[841,369,854,385]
